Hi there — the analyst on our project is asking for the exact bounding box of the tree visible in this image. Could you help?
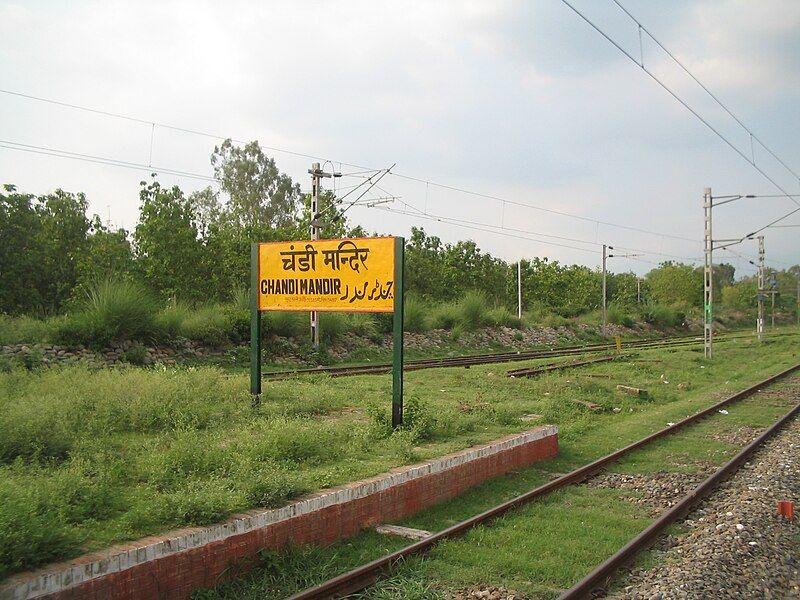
[645,262,703,307]
[0,186,91,314]
[133,179,207,301]
[37,189,91,311]
[0,186,45,313]
[211,139,301,232]
[73,217,136,297]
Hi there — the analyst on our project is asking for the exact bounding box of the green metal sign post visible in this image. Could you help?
[391,236,405,428]
[250,243,261,402]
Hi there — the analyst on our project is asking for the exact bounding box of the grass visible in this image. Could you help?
[55,279,162,347]
[192,330,800,598]
[0,330,796,582]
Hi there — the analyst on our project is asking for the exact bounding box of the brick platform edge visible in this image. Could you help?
[1,425,558,600]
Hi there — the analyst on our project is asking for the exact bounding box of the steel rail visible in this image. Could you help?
[560,391,800,599]
[286,362,800,600]
[265,332,761,380]
[506,355,619,378]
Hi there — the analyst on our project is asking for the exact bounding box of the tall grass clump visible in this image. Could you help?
[264,311,306,339]
[639,303,679,328]
[457,291,490,331]
[403,295,430,332]
[486,306,523,329]
[319,312,347,343]
[55,279,161,347]
[607,304,635,328]
[0,315,58,345]
[178,305,232,347]
[156,300,192,338]
[345,313,379,339]
[429,301,460,330]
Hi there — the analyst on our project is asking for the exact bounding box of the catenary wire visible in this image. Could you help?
[1,87,704,245]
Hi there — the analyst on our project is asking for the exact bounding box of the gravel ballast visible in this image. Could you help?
[606,418,800,599]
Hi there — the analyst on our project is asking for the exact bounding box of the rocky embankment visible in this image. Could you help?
[1,322,645,368]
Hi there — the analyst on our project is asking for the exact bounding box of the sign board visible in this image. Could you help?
[257,237,395,312]
[250,236,406,427]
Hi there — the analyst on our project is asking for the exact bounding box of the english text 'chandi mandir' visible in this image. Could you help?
[260,278,395,302]
[261,278,342,295]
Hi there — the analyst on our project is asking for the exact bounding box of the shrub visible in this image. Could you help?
[319,312,347,343]
[607,305,635,328]
[486,306,523,329]
[264,311,306,339]
[403,295,430,332]
[346,313,379,340]
[429,302,460,330]
[640,303,679,328]
[403,396,435,441]
[123,346,147,365]
[178,306,230,347]
[56,279,161,348]
[458,291,489,331]
[0,315,57,345]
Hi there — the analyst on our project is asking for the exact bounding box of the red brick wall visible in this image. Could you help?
[9,427,557,600]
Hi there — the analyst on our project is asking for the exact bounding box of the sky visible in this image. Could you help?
[1,0,798,278]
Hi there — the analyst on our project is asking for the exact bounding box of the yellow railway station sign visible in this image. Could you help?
[257,237,396,312]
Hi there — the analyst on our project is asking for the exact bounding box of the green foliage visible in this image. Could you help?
[485,306,523,329]
[458,291,489,331]
[319,312,347,343]
[264,311,306,339]
[607,304,634,327]
[430,302,460,330]
[134,179,209,302]
[0,186,91,314]
[0,476,83,579]
[123,346,147,365]
[403,295,430,332]
[0,315,57,345]
[645,262,703,307]
[639,303,680,328]
[721,281,757,309]
[345,313,379,340]
[55,279,161,347]
[179,306,232,347]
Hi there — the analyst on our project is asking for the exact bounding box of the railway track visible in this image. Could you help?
[285,362,800,600]
[264,331,770,381]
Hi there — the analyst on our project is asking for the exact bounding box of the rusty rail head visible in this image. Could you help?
[286,362,800,600]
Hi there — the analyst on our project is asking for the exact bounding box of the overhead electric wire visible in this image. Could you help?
[610,0,800,184]
[366,203,692,266]
[0,139,219,183]
[1,88,706,246]
[559,0,800,245]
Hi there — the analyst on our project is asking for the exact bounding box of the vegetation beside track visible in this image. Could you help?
[1,328,797,581]
[193,332,800,599]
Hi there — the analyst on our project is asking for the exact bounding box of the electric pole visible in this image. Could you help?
[757,235,765,342]
[601,244,607,330]
[770,272,776,329]
[703,187,713,358]
[637,278,641,304]
[309,162,332,347]
[517,260,523,319]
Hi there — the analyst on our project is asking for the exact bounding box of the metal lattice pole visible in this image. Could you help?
[601,244,607,330]
[703,188,713,358]
[310,163,321,347]
[757,235,765,342]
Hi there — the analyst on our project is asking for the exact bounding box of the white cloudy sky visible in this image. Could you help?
[1,0,798,276]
